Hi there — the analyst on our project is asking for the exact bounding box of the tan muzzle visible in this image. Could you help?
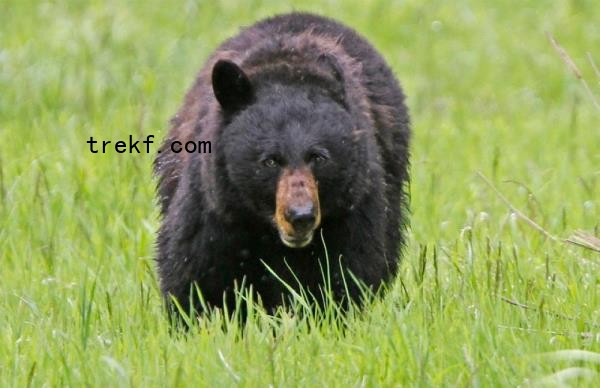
[274,168,321,248]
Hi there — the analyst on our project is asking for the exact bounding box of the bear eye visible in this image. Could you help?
[309,152,328,164]
[262,158,279,168]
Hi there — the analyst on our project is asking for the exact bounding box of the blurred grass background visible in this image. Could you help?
[1,0,599,386]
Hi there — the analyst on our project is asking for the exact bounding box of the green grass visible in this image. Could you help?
[1,0,599,386]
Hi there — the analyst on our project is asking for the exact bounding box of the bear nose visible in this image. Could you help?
[285,205,316,232]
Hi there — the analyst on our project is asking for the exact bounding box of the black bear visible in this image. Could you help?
[154,13,411,316]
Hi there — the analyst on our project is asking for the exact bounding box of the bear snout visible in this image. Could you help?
[275,168,321,248]
[284,204,317,234]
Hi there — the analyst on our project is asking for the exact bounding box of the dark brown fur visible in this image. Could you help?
[155,13,411,316]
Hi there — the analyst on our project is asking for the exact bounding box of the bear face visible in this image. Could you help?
[215,66,367,247]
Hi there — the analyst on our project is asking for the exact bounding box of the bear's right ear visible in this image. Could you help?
[212,60,254,113]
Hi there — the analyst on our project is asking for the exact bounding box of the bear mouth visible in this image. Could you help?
[278,231,314,248]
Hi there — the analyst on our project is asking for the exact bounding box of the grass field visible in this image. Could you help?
[1,0,599,386]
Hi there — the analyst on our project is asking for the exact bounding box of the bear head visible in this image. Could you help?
[211,59,373,248]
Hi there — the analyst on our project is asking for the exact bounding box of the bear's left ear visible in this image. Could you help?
[317,53,344,84]
[316,53,347,107]
[212,60,254,112]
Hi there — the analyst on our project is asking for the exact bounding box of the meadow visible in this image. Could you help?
[1,0,599,386]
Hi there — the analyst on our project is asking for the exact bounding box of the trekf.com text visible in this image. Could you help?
[86,135,211,154]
